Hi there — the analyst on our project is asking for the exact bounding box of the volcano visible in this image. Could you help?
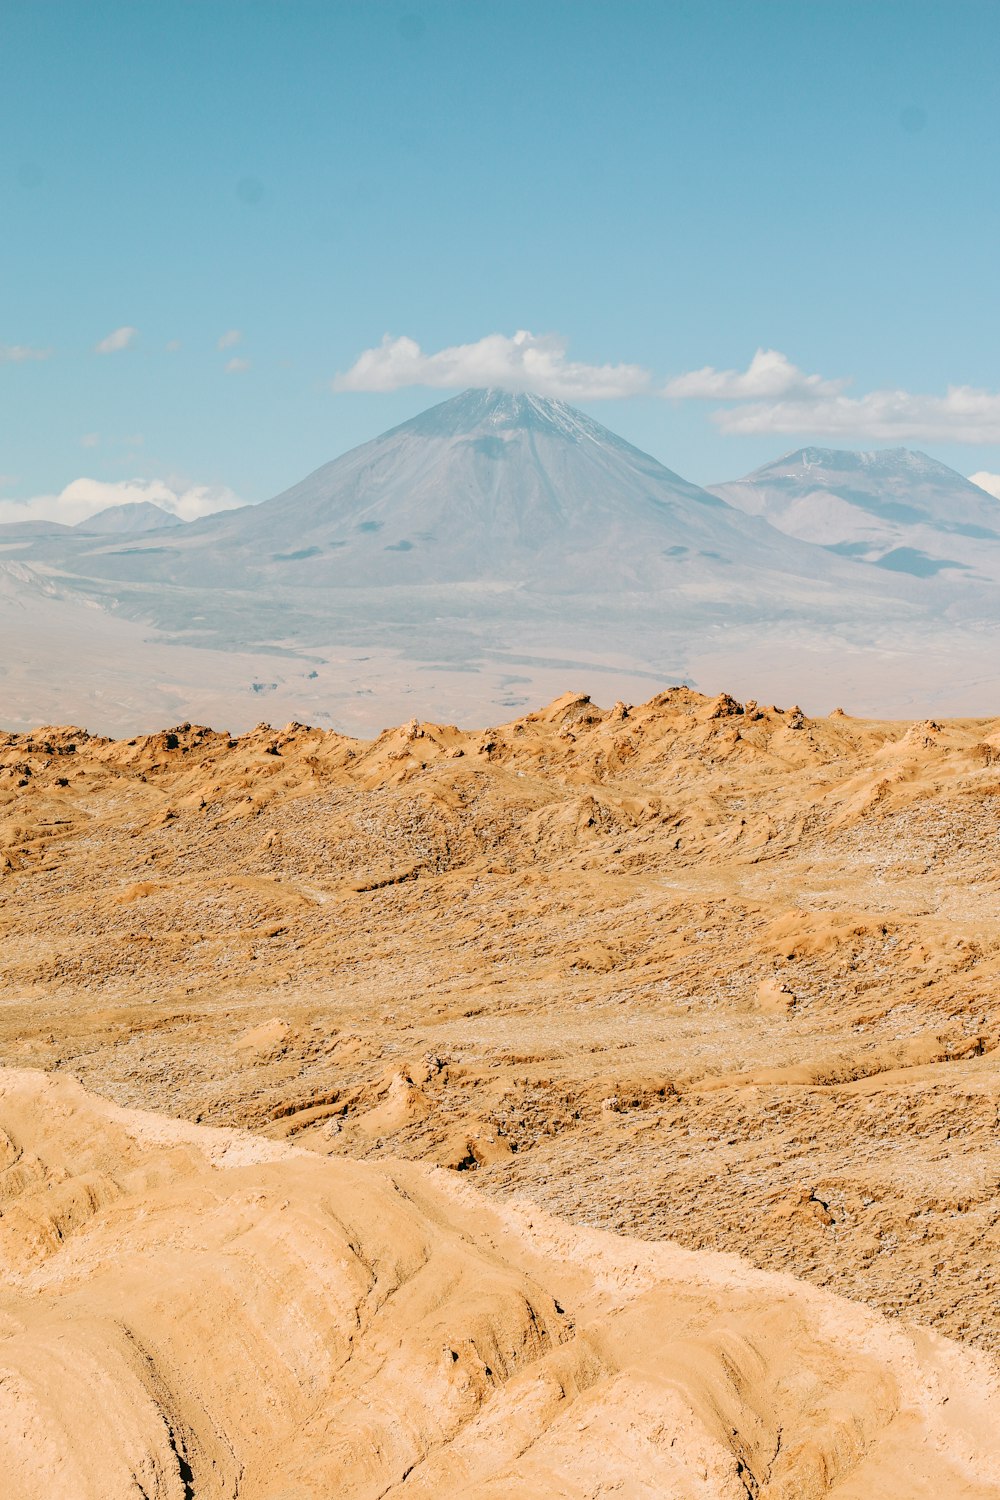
[3,391,997,733]
[710,446,1000,579]
[78,388,836,595]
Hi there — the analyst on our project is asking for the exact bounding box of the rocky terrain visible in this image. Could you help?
[2,686,1000,1494]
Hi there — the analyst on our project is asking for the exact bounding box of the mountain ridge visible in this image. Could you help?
[72,499,185,535]
[125,387,838,590]
[710,443,1000,575]
[2,388,999,733]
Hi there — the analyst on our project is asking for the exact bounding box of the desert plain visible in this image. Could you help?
[1,685,999,1496]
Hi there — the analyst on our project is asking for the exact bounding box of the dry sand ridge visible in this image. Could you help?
[2,686,1000,1492]
[1,1067,999,1498]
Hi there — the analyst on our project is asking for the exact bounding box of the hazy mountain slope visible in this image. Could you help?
[3,392,1000,731]
[710,446,1000,578]
[197,386,835,589]
[72,500,184,535]
[0,519,72,539]
[41,388,844,596]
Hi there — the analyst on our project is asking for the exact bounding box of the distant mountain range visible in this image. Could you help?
[204,386,809,587]
[72,387,839,595]
[710,446,1000,579]
[2,389,999,732]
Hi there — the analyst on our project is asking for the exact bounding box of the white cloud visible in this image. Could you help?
[970,471,1000,501]
[225,356,251,374]
[217,329,242,350]
[0,343,51,363]
[335,331,1000,445]
[95,325,137,354]
[663,348,845,400]
[665,349,1000,444]
[333,330,652,400]
[80,433,100,449]
[714,385,1000,443]
[0,477,245,528]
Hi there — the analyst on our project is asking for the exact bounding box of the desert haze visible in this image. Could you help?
[2,687,999,1495]
[6,391,1000,735]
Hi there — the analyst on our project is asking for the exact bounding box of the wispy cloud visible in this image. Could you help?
[0,343,52,363]
[80,433,100,449]
[0,477,245,528]
[225,356,251,374]
[95,325,137,354]
[217,328,242,350]
[165,339,182,353]
[664,348,1000,443]
[663,348,845,401]
[336,331,1000,444]
[333,331,652,400]
[970,471,1000,501]
[714,385,1000,443]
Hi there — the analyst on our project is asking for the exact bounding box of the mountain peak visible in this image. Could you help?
[762,446,953,480]
[388,386,614,446]
[73,501,185,535]
[710,441,1000,569]
[170,383,827,594]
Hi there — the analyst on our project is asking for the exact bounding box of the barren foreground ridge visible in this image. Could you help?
[2,687,999,1495]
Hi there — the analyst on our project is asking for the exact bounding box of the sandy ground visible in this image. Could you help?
[1,686,999,1492]
[1,1066,998,1498]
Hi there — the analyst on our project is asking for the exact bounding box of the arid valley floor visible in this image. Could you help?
[2,687,1000,1496]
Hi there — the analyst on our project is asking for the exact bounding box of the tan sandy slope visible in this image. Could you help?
[1,685,999,1490]
[1,1066,999,1499]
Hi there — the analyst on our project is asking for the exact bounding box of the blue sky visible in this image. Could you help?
[3,0,1000,520]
